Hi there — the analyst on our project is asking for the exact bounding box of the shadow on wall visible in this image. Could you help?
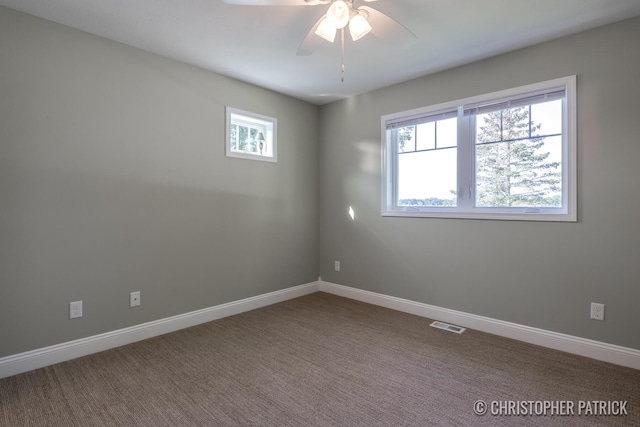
[0,165,317,358]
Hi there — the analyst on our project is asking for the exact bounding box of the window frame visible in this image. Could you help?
[226,107,277,163]
[381,76,577,222]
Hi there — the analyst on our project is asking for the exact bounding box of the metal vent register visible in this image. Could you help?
[430,321,466,334]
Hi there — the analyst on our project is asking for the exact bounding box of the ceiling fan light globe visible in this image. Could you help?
[315,17,337,42]
[327,1,350,29]
[349,14,372,41]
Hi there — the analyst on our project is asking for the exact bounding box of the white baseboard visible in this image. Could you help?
[3,280,638,379]
[319,280,640,370]
[0,282,320,379]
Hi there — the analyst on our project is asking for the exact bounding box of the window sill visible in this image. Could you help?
[382,208,576,222]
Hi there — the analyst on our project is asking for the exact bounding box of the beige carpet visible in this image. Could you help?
[1,292,638,426]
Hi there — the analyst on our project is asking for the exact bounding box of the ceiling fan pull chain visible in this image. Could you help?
[341,28,345,82]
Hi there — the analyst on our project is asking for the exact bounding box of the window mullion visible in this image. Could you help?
[392,128,401,209]
[561,97,570,211]
[457,108,473,210]
[385,128,399,210]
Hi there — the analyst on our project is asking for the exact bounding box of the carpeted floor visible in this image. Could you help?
[1,292,638,426]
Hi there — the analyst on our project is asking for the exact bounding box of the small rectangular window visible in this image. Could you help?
[226,107,277,162]
[382,76,576,221]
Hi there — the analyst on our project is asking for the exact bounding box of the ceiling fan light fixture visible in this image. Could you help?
[315,17,337,42]
[348,12,372,41]
[327,1,350,29]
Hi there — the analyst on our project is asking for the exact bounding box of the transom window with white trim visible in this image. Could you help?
[382,76,576,221]
[226,107,277,162]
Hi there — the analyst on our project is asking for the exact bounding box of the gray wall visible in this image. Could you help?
[0,7,319,357]
[318,16,640,350]
[2,4,639,360]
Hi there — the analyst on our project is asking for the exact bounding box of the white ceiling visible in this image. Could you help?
[2,0,640,105]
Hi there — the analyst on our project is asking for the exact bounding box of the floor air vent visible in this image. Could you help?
[430,321,466,334]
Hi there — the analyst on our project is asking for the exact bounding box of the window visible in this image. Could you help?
[226,107,277,162]
[382,76,576,221]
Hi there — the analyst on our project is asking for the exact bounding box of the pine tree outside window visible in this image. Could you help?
[382,76,576,221]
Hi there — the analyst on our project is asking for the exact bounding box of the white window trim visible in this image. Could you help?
[226,107,277,163]
[381,76,577,222]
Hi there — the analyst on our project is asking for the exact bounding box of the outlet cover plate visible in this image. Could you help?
[69,301,83,319]
[590,302,605,321]
[130,291,141,307]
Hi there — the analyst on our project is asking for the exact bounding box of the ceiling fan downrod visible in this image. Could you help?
[341,28,345,82]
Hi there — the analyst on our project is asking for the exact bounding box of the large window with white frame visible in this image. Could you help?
[226,107,277,162]
[382,76,576,221]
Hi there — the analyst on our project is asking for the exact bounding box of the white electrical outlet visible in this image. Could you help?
[334,261,341,272]
[130,291,141,307]
[590,302,605,321]
[69,301,83,319]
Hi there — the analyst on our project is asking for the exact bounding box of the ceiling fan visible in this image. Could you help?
[223,0,416,81]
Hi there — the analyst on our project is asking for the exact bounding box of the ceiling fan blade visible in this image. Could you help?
[297,16,326,56]
[360,6,417,47]
[223,0,310,6]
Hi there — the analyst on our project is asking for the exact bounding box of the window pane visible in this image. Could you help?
[230,124,238,150]
[250,127,259,153]
[436,117,457,148]
[238,125,249,151]
[475,112,499,143]
[416,122,435,151]
[502,107,531,140]
[398,126,415,152]
[398,148,457,207]
[476,107,532,143]
[531,100,562,136]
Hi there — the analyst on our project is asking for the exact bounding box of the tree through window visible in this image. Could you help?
[475,103,562,208]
